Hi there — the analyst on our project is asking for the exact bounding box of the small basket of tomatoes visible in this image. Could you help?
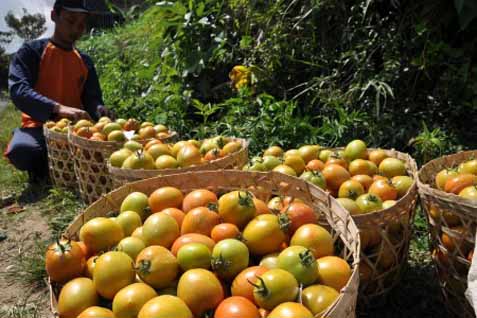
[43,119,78,189]
[245,141,418,303]
[46,170,361,318]
[107,137,249,188]
[417,150,477,317]
[67,117,177,204]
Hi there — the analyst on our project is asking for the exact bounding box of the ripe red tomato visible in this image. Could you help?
[46,239,86,283]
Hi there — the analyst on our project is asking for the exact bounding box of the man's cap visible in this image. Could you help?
[54,0,91,13]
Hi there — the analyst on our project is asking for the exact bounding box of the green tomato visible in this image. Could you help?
[211,239,249,279]
[262,155,282,171]
[253,269,299,311]
[277,246,318,286]
[177,243,211,271]
[343,139,367,162]
[300,171,327,189]
[355,193,383,213]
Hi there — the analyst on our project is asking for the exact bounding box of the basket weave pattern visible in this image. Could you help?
[326,148,418,302]
[43,126,77,189]
[50,170,361,318]
[108,138,249,188]
[68,131,120,204]
[417,150,477,317]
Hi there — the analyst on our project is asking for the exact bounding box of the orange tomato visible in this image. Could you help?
[181,207,220,236]
[149,186,184,213]
[281,202,318,234]
[182,189,218,212]
[214,296,260,318]
[326,157,348,169]
[253,197,271,216]
[231,266,269,304]
[145,139,163,150]
[368,149,388,166]
[316,256,352,291]
[351,174,374,191]
[46,239,86,283]
[444,174,477,194]
[338,180,365,200]
[368,179,398,201]
[322,164,351,191]
[161,208,185,228]
[211,223,241,242]
[177,269,224,317]
[306,159,325,171]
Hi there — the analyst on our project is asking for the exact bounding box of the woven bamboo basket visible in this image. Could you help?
[43,126,77,189]
[108,138,249,188]
[323,148,418,303]
[68,130,178,204]
[417,150,477,317]
[49,170,361,318]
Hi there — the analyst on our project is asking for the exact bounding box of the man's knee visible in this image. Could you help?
[6,140,46,171]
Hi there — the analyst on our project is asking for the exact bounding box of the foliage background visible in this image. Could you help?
[78,0,476,162]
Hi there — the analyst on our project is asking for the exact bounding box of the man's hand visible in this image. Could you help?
[54,104,91,121]
[96,105,116,120]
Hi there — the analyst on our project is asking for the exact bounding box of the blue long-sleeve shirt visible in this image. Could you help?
[8,38,104,127]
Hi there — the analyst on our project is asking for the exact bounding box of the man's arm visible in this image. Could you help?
[81,54,114,120]
[8,42,56,122]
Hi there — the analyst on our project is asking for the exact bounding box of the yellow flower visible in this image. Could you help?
[229,65,251,89]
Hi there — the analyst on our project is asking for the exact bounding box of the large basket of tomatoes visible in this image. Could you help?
[47,170,361,318]
[108,137,249,188]
[244,141,418,302]
[43,120,77,189]
[68,117,177,204]
[417,150,477,317]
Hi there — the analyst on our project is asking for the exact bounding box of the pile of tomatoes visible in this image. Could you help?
[109,136,243,170]
[46,186,353,318]
[45,117,172,142]
[429,158,477,268]
[245,140,414,215]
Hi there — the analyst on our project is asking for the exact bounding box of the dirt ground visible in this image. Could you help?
[0,204,51,317]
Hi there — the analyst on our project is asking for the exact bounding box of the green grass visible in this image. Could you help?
[0,104,28,194]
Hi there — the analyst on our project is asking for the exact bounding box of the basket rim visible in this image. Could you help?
[108,137,250,176]
[417,150,477,209]
[68,128,178,147]
[52,170,361,318]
